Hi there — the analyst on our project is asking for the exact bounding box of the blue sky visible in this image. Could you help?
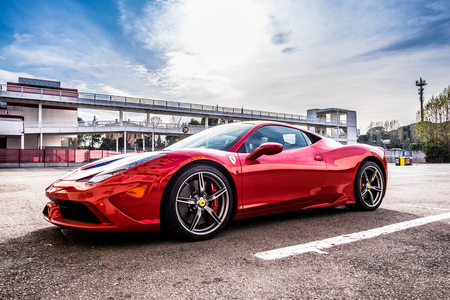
[1,0,449,131]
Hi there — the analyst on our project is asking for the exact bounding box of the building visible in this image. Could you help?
[0,78,77,149]
[307,108,357,144]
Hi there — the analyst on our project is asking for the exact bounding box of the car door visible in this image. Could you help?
[237,125,327,213]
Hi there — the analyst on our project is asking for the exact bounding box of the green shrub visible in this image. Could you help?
[422,140,448,163]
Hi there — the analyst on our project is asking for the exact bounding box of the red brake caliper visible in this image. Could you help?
[210,182,219,213]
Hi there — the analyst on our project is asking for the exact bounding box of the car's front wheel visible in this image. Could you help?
[161,165,233,241]
[352,161,385,211]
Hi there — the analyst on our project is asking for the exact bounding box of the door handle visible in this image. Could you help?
[314,156,324,161]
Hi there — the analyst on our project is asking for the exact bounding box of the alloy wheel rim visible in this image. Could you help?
[175,171,230,236]
[360,166,384,207]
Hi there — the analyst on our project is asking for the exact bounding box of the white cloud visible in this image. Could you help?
[2,0,450,133]
[0,10,166,100]
[129,54,241,99]
[0,69,34,84]
[118,0,450,130]
[120,0,275,100]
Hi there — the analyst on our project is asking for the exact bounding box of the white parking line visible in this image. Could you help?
[398,204,450,211]
[255,212,450,260]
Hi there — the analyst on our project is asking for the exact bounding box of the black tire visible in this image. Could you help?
[161,165,233,241]
[351,161,385,211]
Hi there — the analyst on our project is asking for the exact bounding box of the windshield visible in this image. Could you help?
[166,123,253,151]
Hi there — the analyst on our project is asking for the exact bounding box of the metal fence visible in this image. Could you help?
[385,150,426,164]
[0,149,127,167]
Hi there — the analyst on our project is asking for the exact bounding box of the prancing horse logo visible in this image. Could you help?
[228,156,236,165]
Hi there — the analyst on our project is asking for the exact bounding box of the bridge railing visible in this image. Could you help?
[1,83,347,126]
[77,92,347,126]
[23,120,206,131]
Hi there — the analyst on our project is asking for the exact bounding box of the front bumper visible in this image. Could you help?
[43,177,162,232]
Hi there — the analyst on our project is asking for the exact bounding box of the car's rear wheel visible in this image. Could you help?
[162,165,233,241]
[352,161,385,211]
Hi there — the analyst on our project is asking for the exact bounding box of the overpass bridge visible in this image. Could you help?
[0,82,356,150]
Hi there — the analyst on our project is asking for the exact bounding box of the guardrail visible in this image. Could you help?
[1,83,347,127]
[23,121,206,135]
[24,120,205,129]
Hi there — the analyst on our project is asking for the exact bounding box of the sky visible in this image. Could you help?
[1,0,450,132]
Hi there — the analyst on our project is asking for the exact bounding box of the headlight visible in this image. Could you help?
[87,153,165,185]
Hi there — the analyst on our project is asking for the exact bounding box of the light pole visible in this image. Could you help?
[415,77,427,121]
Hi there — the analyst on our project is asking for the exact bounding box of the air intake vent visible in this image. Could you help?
[59,201,101,224]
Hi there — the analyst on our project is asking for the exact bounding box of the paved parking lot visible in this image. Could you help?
[1,164,449,299]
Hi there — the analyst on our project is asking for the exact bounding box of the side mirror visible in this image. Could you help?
[246,142,283,161]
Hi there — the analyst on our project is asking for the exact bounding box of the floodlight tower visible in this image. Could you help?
[416,77,427,122]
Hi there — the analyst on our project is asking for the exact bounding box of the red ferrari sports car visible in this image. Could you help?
[44,121,387,240]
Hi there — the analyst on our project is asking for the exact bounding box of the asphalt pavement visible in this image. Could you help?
[1,164,449,299]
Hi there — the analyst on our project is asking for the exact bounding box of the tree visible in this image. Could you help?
[384,120,401,148]
[150,115,163,127]
[201,117,222,126]
[359,119,403,148]
[89,115,102,149]
[366,121,385,145]
[76,117,87,148]
[414,86,450,162]
[77,134,87,148]
[188,118,200,125]
[144,135,153,149]
[384,120,400,132]
[99,134,116,150]
[156,134,164,150]
[170,115,183,125]
[166,135,182,146]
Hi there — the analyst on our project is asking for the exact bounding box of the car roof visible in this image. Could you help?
[239,121,321,136]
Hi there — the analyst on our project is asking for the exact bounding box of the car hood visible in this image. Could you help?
[60,152,166,182]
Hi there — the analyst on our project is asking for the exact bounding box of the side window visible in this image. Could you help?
[239,125,309,153]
